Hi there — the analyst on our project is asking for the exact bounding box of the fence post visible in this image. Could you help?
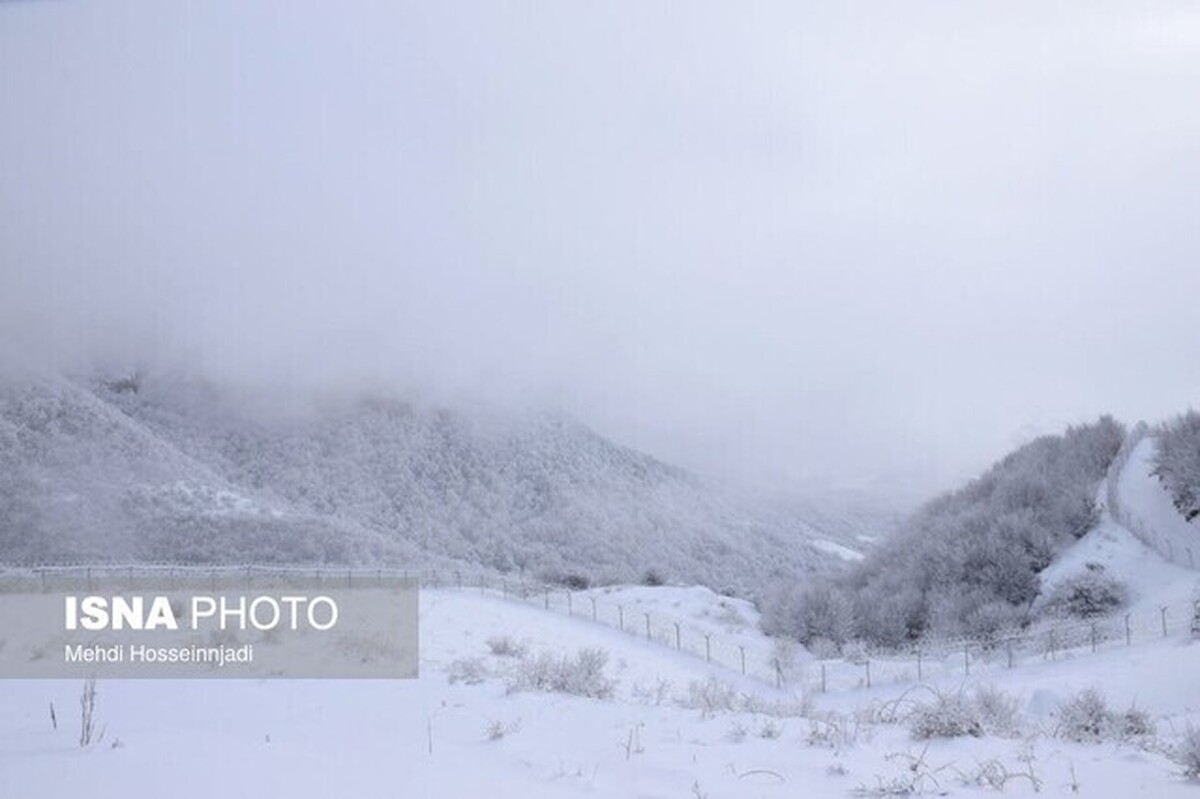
[1161,606,1169,637]
[1090,622,1098,653]
[590,597,597,621]
[775,661,783,689]
[739,645,746,676]
[963,644,970,675]
[1048,629,1057,660]
[674,622,681,651]
[821,662,827,693]
[455,570,462,590]
[567,592,573,615]
[1125,614,1132,646]
[916,648,922,681]
[644,613,651,641]
[1006,640,1013,669]
[865,659,871,689]
[618,604,625,631]
[704,633,711,663]
[544,590,550,610]
[478,574,485,594]
[347,569,353,589]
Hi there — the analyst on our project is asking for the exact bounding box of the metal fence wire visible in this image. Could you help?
[4,562,1197,695]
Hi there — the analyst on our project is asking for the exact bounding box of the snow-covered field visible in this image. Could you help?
[3,582,1200,798]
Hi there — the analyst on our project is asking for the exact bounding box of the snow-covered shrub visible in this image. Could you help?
[1054,689,1157,745]
[446,657,489,685]
[907,687,1023,740]
[806,712,866,750]
[641,569,666,587]
[1153,412,1200,520]
[1055,689,1111,742]
[908,692,984,740]
[485,635,527,658]
[631,677,672,706]
[1173,726,1200,779]
[758,719,784,739]
[973,685,1022,737]
[505,648,614,700]
[1044,564,1127,619]
[1117,706,1156,742]
[484,718,521,741]
[684,677,739,718]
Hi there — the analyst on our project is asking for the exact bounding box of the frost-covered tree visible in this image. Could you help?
[1153,411,1200,520]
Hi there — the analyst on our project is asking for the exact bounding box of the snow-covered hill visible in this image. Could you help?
[0,372,862,593]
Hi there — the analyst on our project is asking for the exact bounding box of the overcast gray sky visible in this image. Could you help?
[2,0,1199,499]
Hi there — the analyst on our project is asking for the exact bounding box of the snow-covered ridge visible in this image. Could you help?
[0,373,872,593]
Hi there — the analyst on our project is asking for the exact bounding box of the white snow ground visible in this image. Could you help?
[3,584,1200,798]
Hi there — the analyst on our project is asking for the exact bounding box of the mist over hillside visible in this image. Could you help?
[0,370,872,595]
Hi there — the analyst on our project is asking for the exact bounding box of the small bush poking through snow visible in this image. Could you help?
[806,712,867,750]
[446,657,489,686]
[907,686,1023,740]
[973,685,1022,738]
[1173,726,1200,779]
[1055,689,1111,743]
[758,719,784,739]
[908,692,984,740]
[505,648,615,700]
[1044,565,1128,620]
[1117,706,1156,742]
[684,678,739,719]
[484,718,521,741]
[1052,689,1154,744]
[485,635,528,658]
[641,569,666,587]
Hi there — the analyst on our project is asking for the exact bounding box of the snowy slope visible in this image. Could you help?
[1037,431,1200,618]
[1114,436,1200,569]
[3,585,1200,798]
[0,372,848,593]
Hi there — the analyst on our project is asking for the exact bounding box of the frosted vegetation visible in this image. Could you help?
[1153,410,1200,521]
[763,417,1126,646]
[0,372,855,595]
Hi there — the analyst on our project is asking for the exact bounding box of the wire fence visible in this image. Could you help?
[5,562,1198,696]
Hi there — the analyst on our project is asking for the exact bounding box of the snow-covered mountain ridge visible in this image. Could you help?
[0,372,873,593]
